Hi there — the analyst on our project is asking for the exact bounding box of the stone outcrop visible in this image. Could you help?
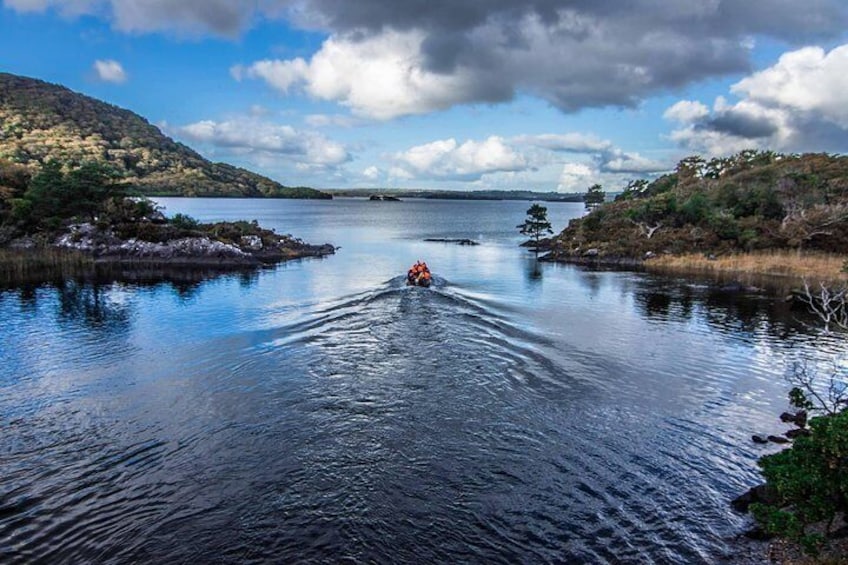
[51,223,334,267]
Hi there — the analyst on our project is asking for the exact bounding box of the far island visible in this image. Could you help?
[330,188,584,202]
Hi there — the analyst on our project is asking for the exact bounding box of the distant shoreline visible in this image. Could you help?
[324,189,585,202]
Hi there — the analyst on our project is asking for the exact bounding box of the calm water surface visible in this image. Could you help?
[1,198,842,563]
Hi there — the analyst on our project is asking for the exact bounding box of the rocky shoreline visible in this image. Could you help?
[5,222,335,269]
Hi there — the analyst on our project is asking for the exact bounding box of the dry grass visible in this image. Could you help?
[0,248,94,283]
[646,250,848,287]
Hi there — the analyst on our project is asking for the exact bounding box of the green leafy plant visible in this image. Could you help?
[169,213,200,231]
[749,282,848,555]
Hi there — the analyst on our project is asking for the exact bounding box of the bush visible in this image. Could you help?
[751,409,848,554]
[170,213,200,230]
[680,192,711,225]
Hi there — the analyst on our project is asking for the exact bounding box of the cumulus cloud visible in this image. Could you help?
[665,43,848,156]
[392,136,527,181]
[515,133,666,174]
[387,132,666,186]
[175,118,349,167]
[557,162,598,192]
[236,0,843,119]
[11,1,846,117]
[599,150,665,174]
[92,59,127,83]
[663,100,709,124]
[233,29,485,119]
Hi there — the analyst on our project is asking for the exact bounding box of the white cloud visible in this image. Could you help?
[514,133,612,153]
[92,59,127,83]
[600,150,666,174]
[8,1,848,118]
[233,29,480,120]
[232,58,308,93]
[304,113,361,128]
[557,162,598,192]
[732,44,848,128]
[515,132,666,174]
[392,136,527,180]
[663,100,709,124]
[665,43,848,156]
[175,118,350,166]
[362,166,380,180]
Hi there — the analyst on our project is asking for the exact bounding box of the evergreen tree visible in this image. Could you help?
[584,183,606,210]
[517,203,553,247]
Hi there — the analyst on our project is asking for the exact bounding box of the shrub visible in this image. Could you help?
[170,213,200,230]
[751,409,848,554]
[680,192,711,225]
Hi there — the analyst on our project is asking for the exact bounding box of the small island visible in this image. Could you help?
[542,150,848,285]
[0,160,334,282]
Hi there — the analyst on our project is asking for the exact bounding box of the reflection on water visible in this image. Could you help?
[1,198,843,563]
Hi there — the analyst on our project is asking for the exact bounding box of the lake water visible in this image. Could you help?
[0,197,841,563]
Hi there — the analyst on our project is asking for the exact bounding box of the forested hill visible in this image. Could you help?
[0,73,329,199]
[547,151,848,260]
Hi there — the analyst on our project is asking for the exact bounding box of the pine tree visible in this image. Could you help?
[584,183,606,210]
[517,203,553,247]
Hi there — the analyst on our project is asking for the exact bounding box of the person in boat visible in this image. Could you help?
[407,261,431,286]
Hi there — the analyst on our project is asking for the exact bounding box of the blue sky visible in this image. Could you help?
[2,1,847,192]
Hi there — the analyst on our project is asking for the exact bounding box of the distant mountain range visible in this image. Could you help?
[0,73,329,199]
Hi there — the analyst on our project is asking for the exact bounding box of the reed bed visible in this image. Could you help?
[646,250,848,287]
[0,248,95,283]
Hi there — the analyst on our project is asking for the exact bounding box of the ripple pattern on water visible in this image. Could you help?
[1,269,841,564]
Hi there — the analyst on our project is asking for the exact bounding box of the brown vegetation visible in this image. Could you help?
[646,251,848,287]
[546,151,848,273]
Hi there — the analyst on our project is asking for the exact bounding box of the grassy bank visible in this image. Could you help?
[645,251,848,287]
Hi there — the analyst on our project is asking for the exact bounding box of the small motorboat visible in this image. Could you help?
[407,261,432,287]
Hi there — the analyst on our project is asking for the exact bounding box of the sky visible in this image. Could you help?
[2,1,848,192]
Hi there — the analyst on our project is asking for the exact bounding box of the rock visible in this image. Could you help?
[752,435,769,444]
[426,238,480,246]
[743,527,774,540]
[583,248,599,257]
[732,484,779,513]
[767,435,790,444]
[240,235,263,251]
[8,236,37,249]
[780,410,807,427]
[785,428,811,439]
[644,251,655,259]
[707,254,717,261]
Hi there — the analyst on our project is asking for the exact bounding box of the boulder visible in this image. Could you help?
[732,484,779,513]
[780,410,807,428]
[785,428,811,439]
[240,235,263,251]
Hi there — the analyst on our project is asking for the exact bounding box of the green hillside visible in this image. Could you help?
[0,72,329,199]
[547,150,848,260]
